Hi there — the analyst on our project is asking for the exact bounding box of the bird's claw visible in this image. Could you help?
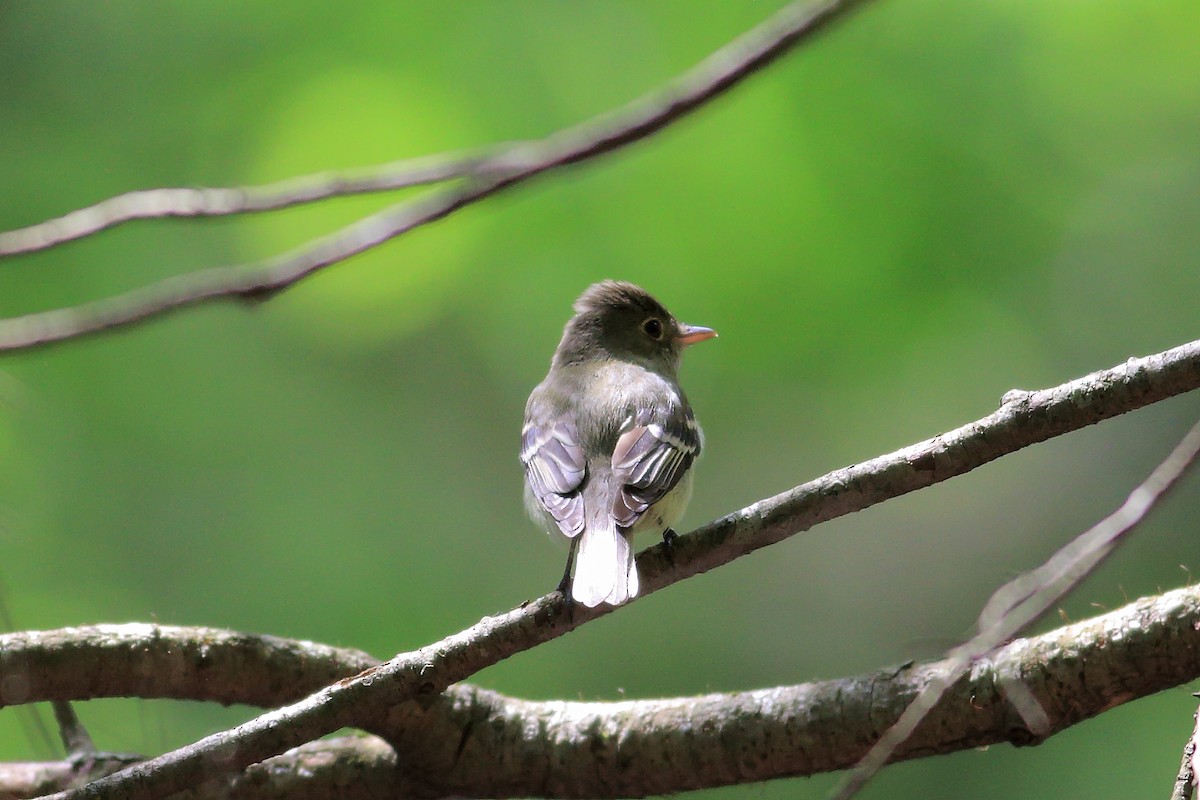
[662,528,679,565]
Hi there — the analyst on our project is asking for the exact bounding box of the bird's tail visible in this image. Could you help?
[573,524,638,607]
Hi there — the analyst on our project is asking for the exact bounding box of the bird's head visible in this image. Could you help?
[554,280,717,375]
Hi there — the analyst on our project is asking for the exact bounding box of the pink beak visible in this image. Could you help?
[678,324,718,347]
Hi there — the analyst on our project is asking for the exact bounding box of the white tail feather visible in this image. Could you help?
[573,525,639,607]
[606,531,638,605]
[573,525,618,607]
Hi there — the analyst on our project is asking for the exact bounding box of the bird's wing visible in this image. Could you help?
[610,404,701,530]
[521,414,587,537]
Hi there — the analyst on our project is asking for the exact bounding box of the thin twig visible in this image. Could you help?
[833,417,1200,800]
[32,338,1200,800]
[0,153,485,256]
[50,702,96,759]
[0,0,869,354]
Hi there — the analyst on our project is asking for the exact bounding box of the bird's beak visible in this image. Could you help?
[677,324,718,347]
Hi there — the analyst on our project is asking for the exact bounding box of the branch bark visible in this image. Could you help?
[0,738,403,800]
[0,337,1195,800]
[1170,697,1200,800]
[4,583,1200,799]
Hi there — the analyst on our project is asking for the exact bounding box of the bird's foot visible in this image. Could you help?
[662,528,679,565]
[554,576,576,621]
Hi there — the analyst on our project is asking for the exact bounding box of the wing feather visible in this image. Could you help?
[521,417,586,537]
[610,405,701,530]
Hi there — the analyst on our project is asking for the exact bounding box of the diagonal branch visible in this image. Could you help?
[0,737,401,800]
[25,337,1200,800]
[834,414,1200,799]
[0,0,870,353]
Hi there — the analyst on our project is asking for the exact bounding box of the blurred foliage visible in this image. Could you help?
[1,1,1199,797]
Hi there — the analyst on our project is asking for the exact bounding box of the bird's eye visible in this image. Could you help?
[642,318,663,340]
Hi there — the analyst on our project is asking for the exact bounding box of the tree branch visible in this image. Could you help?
[3,337,1195,800]
[0,155,482,256]
[0,738,402,800]
[835,415,1200,799]
[5,582,1200,798]
[0,0,870,353]
[1170,696,1200,800]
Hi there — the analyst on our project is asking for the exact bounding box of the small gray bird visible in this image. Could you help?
[521,280,716,607]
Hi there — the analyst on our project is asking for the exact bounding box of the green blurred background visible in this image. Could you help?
[1,1,1199,797]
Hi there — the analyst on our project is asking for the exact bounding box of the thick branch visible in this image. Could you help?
[0,0,869,353]
[4,584,1200,798]
[6,337,1199,800]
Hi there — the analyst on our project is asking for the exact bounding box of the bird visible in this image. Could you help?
[521,280,716,607]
